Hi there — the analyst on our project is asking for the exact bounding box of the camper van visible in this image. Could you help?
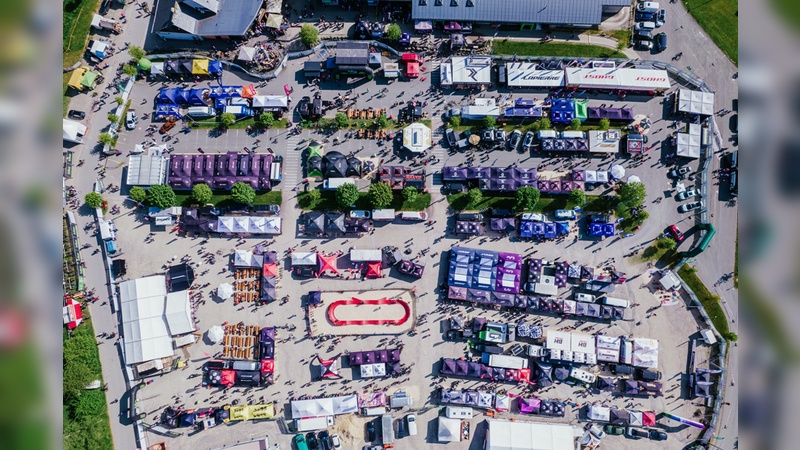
[574,292,597,303]
[323,178,356,190]
[637,2,660,13]
[537,129,558,140]
[372,209,396,221]
[700,329,717,345]
[445,406,474,419]
[486,354,529,370]
[521,212,545,222]
[269,161,282,182]
[600,296,630,308]
[554,209,578,220]
[186,106,216,119]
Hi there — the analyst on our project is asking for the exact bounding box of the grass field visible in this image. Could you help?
[684,0,738,65]
[298,190,431,212]
[63,0,102,66]
[678,265,732,340]
[493,40,627,59]
[174,190,282,208]
[446,193,616,214]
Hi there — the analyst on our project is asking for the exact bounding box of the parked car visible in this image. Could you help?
[318,430,332,450]
[306,432,319,450]
[676,189,698,201]
[445,128,458,147]
[678,201,702,213]
[588,424,606,440]
[68,109,86,120]
[654,32,667,52]
[657,9,666,25]
[726,150,738,170]
[522,131,535,152]
[649,430,668,441]
[349,210,372,219]
[444,182,466,194]
[669,167,691,178]
[160,119,177,133]
[396,417,406,438]
[457,211,484,221]
[508,130,522,151]
[626,427,649,439]
[635,40,653,50]
[635,29,653,40]
[636,368,663,381]
[635,11,655,21]
[667,224,685,242]
[634,21,656,32]
[330,434,341,450]
[294,434,308,450]
[612,364,635,375]
[406,415,418,436]
[604,425,625,435]
[125,111,138,130]
[366,420,377,441]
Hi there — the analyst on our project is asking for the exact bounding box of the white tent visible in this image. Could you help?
[216,216,281,235]
[237,46,257,61]
[350,249,382,262]
[438,417,461,443]
[629,410,643,427]
[217,283,234,300]
[233,249,261,268]
[677,88,715,116]
[207,325,225,343]
[63,119,87,143]
[676,123,702,159]
[291,252,317,266]
[495,393,510,411]
[332,394,359,415]
[632,338,659,369]
[546,330,571,353]
[659,270,681,290]
[119,276,173,365]
[587,405,610,422]
[486,419,576,450]
[151,61,164,76]
[291,398,335,418]
[252,95,289,109]
[127,155,169,186]
[609,164,625,180]
[403,122,432,153]
[361,363,387,378]
[164,291,194,335]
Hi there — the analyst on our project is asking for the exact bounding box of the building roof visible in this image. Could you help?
[154,0,261,38]
[336,41,370,66]
[127,155,169,186]
[120,276,173,365]
[412,0,629,26]
[486,419,576,450]
[441,56,492,86]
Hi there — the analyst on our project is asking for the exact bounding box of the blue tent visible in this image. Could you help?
[533,222,546,237]
[207,85,242,99]
[519,221,534,238]
[544,223,557,239]
[158,87,185,105]
[208,60,223,74]
[180,412,196,427]
[187,89,209,106]
[589,222,616,237]
[556,222,570,235]
[550,99,575,124]
[155,104,182,120]
[603,223,616,236]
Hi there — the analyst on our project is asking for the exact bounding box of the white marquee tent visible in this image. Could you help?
[63,119,87,144]
[486,419,576,450]
[290,394,359,419]
[233,249,262,268]
[164,291,194,336]
[676,123,702,159]
[291,252,318,266]
[350,249,382,262]
[587,405,610,422]
[361,363,387,378]
[677,88,715,116]
[120,276,172,365]
[438,417,461,443]
[403,122,432,153]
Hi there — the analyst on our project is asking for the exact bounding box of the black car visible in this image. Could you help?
[635,29,653,40]
[396,418,406,439]
[649,430,668,441]
[627,427,649,439]
[654,32,667,52]
[294,266,315,278]
[457,211,484,221]
[253,204,280,215]
[366,419,377,442]
[444,182,466,194]
[68,109,86,120]
[635,11,655,21]
[318,430,332,450]
[306,432,319,450]
[727,150,738,170]
[488,208,515,218]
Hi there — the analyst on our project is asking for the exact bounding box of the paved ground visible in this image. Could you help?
[64,2,738,450]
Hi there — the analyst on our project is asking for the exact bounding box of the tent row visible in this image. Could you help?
[303,212,372,235]
[150,59,223,78]
[260,252,279,303]
[448,246,523,294]
[168,152,276,191]
[307,146,363,179]
[440,358,530,384]
[379,166,426,191]
[439,388,496,409]
[348,348,402,366]
[290,394,359,419]
[586,404,657,427]
[519,221,570,239]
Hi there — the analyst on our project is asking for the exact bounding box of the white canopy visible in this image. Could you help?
[632,338,659,369]
[233,249,262,268]
[214,216,281,235]
[126,155,169,186]
[609,164,625,180]
[677,88,715,116]
[350,249,382,262]
[151,62,164,76]
[63,119,87,143]
[164,291,194,335]
[438,417,461,443]
[659,270,681,290]
[676,123,702,159]
[207,325,225,343]
[252,95,289,109]
[587,405,610,422]
[291,394,358,418]
[571,332,595,355]
[629,410,643,427]
[291,252,317,266]
[237,46,257,61]
[119,276,173,365]
[546,330,571,352]
[403,122,432,153]
[217,283,234,300]
[332,394,359,415]
[506,63,564,88]
[486,419,576,450]
[360,363,387,378]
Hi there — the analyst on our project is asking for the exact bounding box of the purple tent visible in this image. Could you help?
[492,291,516,306]
[455,360,469,376]
[572,169,585,181]
[349,352,364,366]
[448,286,467,300]
[389,349,401,362]
[260,327,275,342]
[376,350,389,362]
[574,302,587,316]
[519,397,541,414]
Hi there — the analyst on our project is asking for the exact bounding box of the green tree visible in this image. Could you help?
[567,188,586,208]
[368,182,394,209]
[376,114,389,129]
[258,111,275,128]
[129,186,147,203]
[63,358,93,404]
[307,189,321,203]
[514,186,540,212]
[230,181,256,205]
[656,236,677,250]
[192,183,213,204]
[570,118,582,130]
[114,96,124,105]
[467,187,483,206]
[449,115,461,127]
[336,183,360,208]
[147,185,177,209]
[107,113,119,123]
[299,24,319,48]
[122,64,138,77]
[402,186,418,203]
[483,115,497,129]
[84,192,103,209]
[598,118,611,130]
[335,112,349,129]
[385,23,402,41]
[98,132,117,146]
[726,332,738,342]
[538,117,552,130]
[618,181,647,208]
[127,45,146,60]
[220,112,236,128]
[529,121,541,132]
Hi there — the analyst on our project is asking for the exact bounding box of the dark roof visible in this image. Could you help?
[154,0,261,38]
[412,0,630,25]
[336,41,370,66]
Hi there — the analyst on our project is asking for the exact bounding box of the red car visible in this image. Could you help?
[667,225,685,242]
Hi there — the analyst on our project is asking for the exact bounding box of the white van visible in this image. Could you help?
[700,328,717,345]
[637,2,659,13]
[323,178,356,190]
[362,407,388,416]
[405,415,418,436]
[537,129,558,140]
[400,211,429,221]
[635,21,656,31]
[372,209,396,221]
[560,130,586,139]
[186,106,217,119]
[574,292,596,303]
[601,296,630,308]
[445,406,473,419]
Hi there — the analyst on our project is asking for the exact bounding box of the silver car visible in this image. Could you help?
[678,201,702,213]
[676,189,698,201]
[508,130,522,151]
[522,131,535,151]
[349,210,371,219]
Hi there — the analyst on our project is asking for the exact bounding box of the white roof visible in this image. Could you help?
[596,335,622,350]
[126,155,169,186]
[291,252,317,266]
[677,88,715,116]
[531,275,558,296]
[676,131,702,159]
[486,419,576,450]
[565,67,670,90]
[632,338,659,369]
[63,119,87,143]
[659,270,681,290]
[587,405,610,422]
[237,46,257,61]
[332,394,359,415]
[252,95,288,109]
[546,330,571,352]
[214,216,281,234]
[438,417,461,442]
[291,394,358,418]
[441,56,493,86]
[119,276,173,365]
[350,248,383,262]
[233,249,262,268]
[90,40,108,55]
[506,64,564,87]
[570,333,595,354]
[403,122,432,153]
[596,348,620,362]
[164,291,194,336]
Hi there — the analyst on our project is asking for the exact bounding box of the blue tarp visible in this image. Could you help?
[550,98,575,124]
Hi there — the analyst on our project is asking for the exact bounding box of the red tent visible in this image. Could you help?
[516,368,531,382]
[220,369,236,387]
[406,62,420,78]
[317,254,339,277]
[365,262,382,279]
[319,356,342,379]
[642,411,656,426]
[63,297,83,330]
[401,53,420,63]
[260,359,275,373]
[262,263,277,277]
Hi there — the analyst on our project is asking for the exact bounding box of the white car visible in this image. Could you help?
[331,434,341,449]
[678,201,702,213]
[676,189,698,201]
[125,111,138,130]
[349,210,371,219]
